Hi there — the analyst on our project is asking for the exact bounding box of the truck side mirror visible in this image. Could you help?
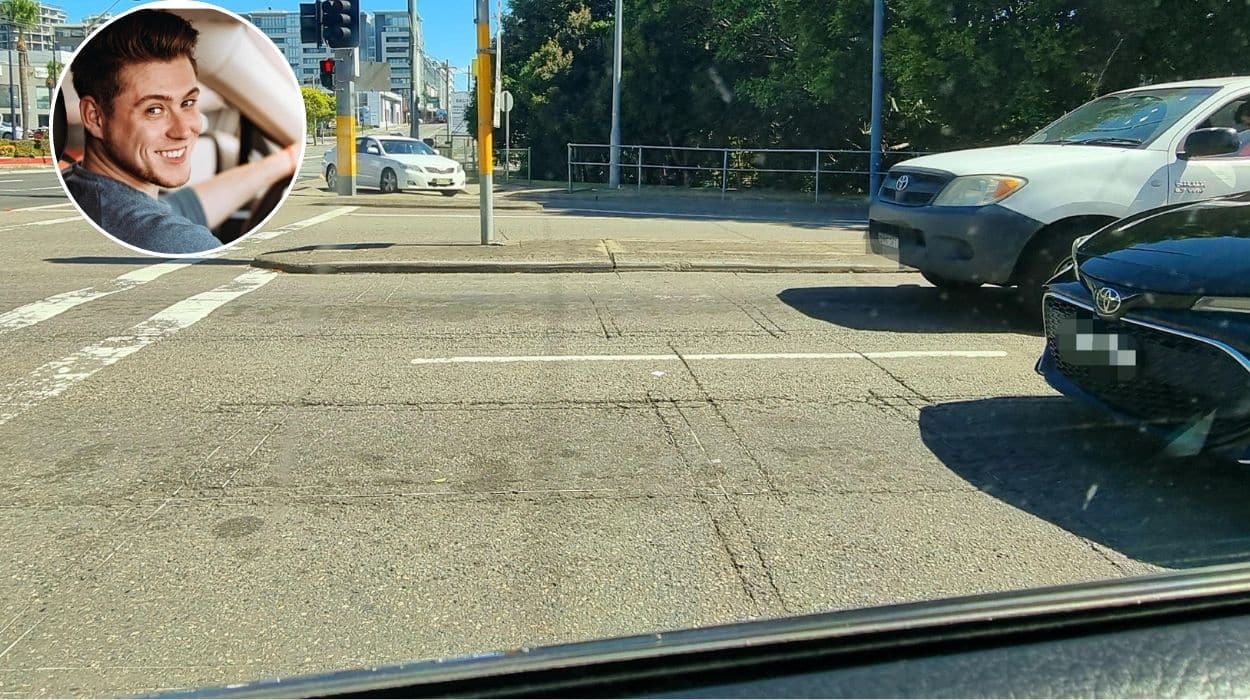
[1180,127,1240,159]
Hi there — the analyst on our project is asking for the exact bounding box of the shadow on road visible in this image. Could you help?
[779,285,1041,335]
[297,186,865,228]
[920,396,1250,569]
[44,256,255,266]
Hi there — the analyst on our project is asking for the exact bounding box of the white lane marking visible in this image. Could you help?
[247,205,358,240]
[0,263,194,333]
[6,202,74,212]
[0,186,62,192]
[0,179,22,183]
[0,216,81,232]
[0,269,277,427]
[411,350,1008,365]
[0,207,356,334]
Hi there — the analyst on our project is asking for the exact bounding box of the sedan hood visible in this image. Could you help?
[385,154,460,170]
[1076,193,1250,296]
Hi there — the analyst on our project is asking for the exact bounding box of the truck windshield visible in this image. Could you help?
[1024,87,1220,146]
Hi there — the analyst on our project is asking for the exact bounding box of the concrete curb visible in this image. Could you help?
[253,255,911,275]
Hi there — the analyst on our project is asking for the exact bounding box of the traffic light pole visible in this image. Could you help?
[335,47,357,196]
[476,0,494,245]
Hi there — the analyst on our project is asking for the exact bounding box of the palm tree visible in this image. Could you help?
[44,56,60,89]
[0,0,40,135]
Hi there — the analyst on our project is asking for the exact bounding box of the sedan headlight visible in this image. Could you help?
[932,175,1027,207]
[1192,297,1250,314]
[407,165,426,174]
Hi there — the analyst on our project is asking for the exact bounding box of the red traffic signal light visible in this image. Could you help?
[319,58,335,90]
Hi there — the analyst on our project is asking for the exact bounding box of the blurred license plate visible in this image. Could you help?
[1055,317,1139,381]
[875,232,899,251]
[431,179,452,186]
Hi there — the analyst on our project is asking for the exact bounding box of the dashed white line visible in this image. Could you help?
[410,350,1009,365]
[0,206,356,334]
[6,202,74,212]
[0,186,62,192]
[0,268,278,427]
[0,216,80,232]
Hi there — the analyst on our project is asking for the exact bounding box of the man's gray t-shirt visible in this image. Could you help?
[61,163,221,255]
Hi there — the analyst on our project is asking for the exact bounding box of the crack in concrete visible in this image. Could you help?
[585,292,622,339]
[716,292,785,338]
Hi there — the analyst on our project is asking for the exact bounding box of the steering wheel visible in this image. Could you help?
[241,175,293,237]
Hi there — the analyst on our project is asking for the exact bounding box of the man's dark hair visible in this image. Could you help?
[1236,102,1250,123]
[71,10,199,116]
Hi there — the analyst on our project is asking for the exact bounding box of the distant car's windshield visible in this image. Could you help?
[1024,87,1220,146]
[379,140,435,156]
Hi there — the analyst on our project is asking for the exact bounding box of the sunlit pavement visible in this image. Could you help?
[5,182,1242,698]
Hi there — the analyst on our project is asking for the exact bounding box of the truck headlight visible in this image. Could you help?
[933,175,1027,207]
[1192,297,1250,314]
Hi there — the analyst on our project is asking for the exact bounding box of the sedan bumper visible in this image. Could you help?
[405,170,466,190]
[1037,282,1250,462]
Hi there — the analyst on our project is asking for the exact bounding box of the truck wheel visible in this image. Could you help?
[921,271,982,292]
[1015,237,1081,315]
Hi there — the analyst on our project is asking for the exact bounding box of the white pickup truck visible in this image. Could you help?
[868,77,1250,308]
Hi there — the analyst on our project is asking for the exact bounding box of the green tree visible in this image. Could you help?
[44,57,61,90]
[0,0,40,133]
[301,86,335,145]
[500,0,1250,190]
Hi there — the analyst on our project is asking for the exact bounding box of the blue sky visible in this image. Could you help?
[62,0,499,83]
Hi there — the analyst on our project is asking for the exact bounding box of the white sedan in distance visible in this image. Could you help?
[323,136,466,195]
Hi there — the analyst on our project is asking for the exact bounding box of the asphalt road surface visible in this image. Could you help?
[1,178,1243,697]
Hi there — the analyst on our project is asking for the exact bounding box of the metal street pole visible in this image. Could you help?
[335,47,357,195]
[475,0,493,244]
[444,59,451,145]
[407,0,420,139]
[607,0,622,188]
[869,0,884,197]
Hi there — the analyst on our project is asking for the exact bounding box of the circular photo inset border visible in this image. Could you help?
[51,0,307,258]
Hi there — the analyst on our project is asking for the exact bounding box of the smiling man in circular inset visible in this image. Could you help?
[61,9,299,256]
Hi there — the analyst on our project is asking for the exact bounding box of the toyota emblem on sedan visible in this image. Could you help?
[895,175,910,191]
[1095,286,1123,316]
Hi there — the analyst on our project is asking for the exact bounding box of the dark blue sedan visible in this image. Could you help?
[1037,191,1250,462]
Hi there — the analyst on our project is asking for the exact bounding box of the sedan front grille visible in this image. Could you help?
[425,167,456,175]
[1044,295,1250,439]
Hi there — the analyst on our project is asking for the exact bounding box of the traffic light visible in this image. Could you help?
[320,0,359,49]
[299,2,321,46]
[319,58,335,90]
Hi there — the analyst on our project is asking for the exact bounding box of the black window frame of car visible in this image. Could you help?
[1180,91,1250,160]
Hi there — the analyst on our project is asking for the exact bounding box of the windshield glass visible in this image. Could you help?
[15,1,1250,697]
[379,139,436,155]
[1024,87,1219,146]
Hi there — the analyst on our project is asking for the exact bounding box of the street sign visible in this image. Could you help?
[356,61,391,92]
[500,90,514,113]
[450,90,471,136]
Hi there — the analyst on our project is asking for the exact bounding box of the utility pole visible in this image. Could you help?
[444,59,451,145]
[607,0,622,188]
[475,0,493,244]
[407,0,419,139]
[335,47,357,195]
[869,0,884,197]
